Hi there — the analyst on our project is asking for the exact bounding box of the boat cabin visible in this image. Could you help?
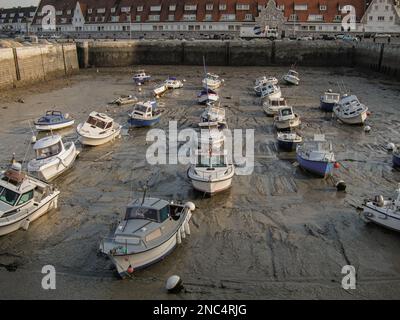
[322,91,340,103]
[37,111,66,124]
[269,98,287,107]
[287,70,299,77]
[278,107,295,121]
[86,112,114,130]
[33,135,63,160]
[205,73,220,81]
[131,101,157,118]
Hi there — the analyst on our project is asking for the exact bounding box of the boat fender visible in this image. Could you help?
[21,219,30,231]
[127,265,134,274]
[336,180,346,191]
[181,225,186,239]
[31,136,37,144]
[185,202,196,211]
[364,125,371,133]
[166,275,183,293]
[176,229,182,244]
[386,143,395,151]
[375,195,384,207]
[184,221,191,236]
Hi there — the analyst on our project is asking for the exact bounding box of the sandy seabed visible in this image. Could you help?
[0,65,399,299]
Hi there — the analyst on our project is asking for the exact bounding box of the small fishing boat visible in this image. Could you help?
[132,69,151,84]
[320,90,340,112]
[296,134,337,178]
[0,160,60,236]
[34,111,75,131]
[274,106,301,131]
[393,150,400,168]
[99,196,195,278]
[255,76,278,87]
[202,73,224,89]
[263,97,288,117]
[360,184,400,232]
[277,132,303,152]
[187,136,234,194]
[198,88,219,104]
[153,84,168,97]
[27,135,79,181]
[333,94,368,125]
[128,101,161,127]
[77,112,122,146]
[165,77,183,89]
[200,104,226,124]
[283,70,300,85]
[260,83,282,100]
[111,95,137,106]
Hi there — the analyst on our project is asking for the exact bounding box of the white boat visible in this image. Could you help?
[361,184,400,232]
[283,70,300,85]
[0,161,60,236]
[132,69,151,83]
[274,106,301,130]
[255,76,278,87]
[34,111,75,131]
[333,94,368,125]
[259,83,282,100]
[27,135,79,181]
[110,95,137,106]
[99,197,195,278]
[200,104,226,124]
[277,132,303,152]
[202,73,224,89]
[164,77,183,89]
[263,97,288,117]
[320,90,340,112]
[198,88,219,104]
[188,132,234,194]
[77,112,122,146]
[153,84,168,97]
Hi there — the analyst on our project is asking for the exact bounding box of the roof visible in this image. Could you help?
[127,197,170,210]
[33,135,62,150]
[0,6,37,24]
[89,111,114,122]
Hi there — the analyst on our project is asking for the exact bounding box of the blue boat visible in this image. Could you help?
[128,101,161,127]
[132,70,151,84]
[277,132,302,152]
[320,90,340,112]
[296,135,336,178]
[34,110,75,131]
[393,152,400,168]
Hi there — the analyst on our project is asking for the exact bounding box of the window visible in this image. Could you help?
[66,10,71,15]
[219,4,226,10]
[169,5,176,11]
[97,8,106,14]
[61,18,67,23]
[308,14,323,22]
[185,5,197,10]
[369,15,373,21]
[136,15,141,22]
[17,190,33,206]
[289,14,298,21]
[19,12,24,17]
[236,4,250,10]
[56,10,62,15]
[205,14,212,21]
[294,4,308,11]
[125,206,159,222]
[148,15,160,21]
[183,14,196,21]
[390,16,394,21]
[168,14,174,21]
[378,16,385,21]
[385,5,389,10]
[150,5,161,11]
[137,6,143,12]
[88,9,92,14]
[320,5,327,11]
[245,14,253,21]
[258,5,264,11]
[111,7,116,13]
[206,4,213,10]
[277,5,285,10]
[121,7,131,13]
[111,16,119,22]
[220,14,235,21]
[333,15,342,21]
[0,187,19,206]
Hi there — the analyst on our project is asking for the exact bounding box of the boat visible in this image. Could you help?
[165,77,183,89]
[283,70,300,85]
[200,104,226,124]
[128,101,161,127]
[202,73,224,89]
[274,106,301,131]
[99,196,195,278]
[277,132,303,152]
[296,134,336,178]
[0,161,60,236]
[259,83,282,100]
[153,84,168,97]
[263,97,288,117]
[111,95,137,106]
[320,90,340,112]
[360,184,400,232]
[132,69,151,84]
[197,122,226,150]
[198,88,219,104]
[27,135,79,181]
[187,134,234,194]
[34,110,75,131]
[255,76,278,87]
[77,112,122,146]
[333,94,368,125]
[393,150,400,168]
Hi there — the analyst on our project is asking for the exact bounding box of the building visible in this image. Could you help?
[28,0,369,37]
[361,0,400,33]
[0,6,37,33]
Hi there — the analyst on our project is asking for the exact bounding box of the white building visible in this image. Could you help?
[361,0,400,33]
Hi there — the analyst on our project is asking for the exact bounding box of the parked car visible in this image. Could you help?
[374,33,391,38]
[297,35,313,41]
[322,34,336,40]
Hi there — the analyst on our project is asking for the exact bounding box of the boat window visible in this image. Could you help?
[36,141,62,159]
[197,154,226,167]
[105,122,112,129]
[159,205,170,222]
[51,117,62,123]
[125,206,159,222]
[0,186,19,206]
[16,190,33,206]
[281,109,293,116]
[38,117,50,123]
[134,105,148,113]
[87,116,97,126]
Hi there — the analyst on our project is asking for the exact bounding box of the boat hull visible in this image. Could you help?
[362,204,400,232]
[274,116,301,130]
[187,167,234,194]
[278,139,300,152]
[296,154,333,178]
[334,109,368,125]
[393,153,400,168]
[34,119,75,131]
[128,117,160,127]
[320,100,335,112]
[28,143,79,181]
[78,126,121,146]
[0,191,60,236]
[283,76,299,85]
